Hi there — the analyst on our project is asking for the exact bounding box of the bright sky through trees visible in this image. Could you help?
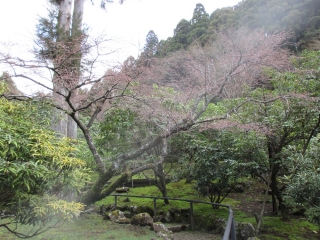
[0,0,240,60]
[0,0,240,93]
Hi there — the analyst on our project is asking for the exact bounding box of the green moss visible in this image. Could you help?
[260,217,318,240]
[96,178,319,239]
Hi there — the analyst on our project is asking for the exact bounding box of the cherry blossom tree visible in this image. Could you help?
[0,28,290,205]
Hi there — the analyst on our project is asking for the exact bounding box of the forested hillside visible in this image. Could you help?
[155,0,320,56]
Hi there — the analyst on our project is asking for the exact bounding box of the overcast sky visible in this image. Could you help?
[0,0,240,93]
[0,0,240,61]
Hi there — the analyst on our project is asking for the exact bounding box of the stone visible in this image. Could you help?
[206,215,226,234]
[133,205,154,216]
[180,208,190,223]
[166,224,189,232]
[103,204,115,213]
[236,222,256,240]
[164,211,174,223]
[123,211,132,218]
[169,207,182,222]
[108,210,130,224]
[117,218,131,224]
[118,205,129,211]
[131,212,153,226]
[115,187,129,193]
[153,214,165,223]
[152,222,174,240]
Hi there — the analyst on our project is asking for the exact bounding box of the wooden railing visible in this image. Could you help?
[110,194,236,240]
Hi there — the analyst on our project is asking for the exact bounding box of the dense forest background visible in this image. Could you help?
[146,0,320,56]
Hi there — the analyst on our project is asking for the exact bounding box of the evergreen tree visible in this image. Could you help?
[143,30,159,57]
[188,3,210,45]
[172,19,191,50]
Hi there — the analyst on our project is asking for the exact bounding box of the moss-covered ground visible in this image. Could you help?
[96,178,319,239]
[0,178,318,239]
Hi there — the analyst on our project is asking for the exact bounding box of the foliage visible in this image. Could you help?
[283,136,320,226]
[96,108,140,157]
[174,130,248,206]
[143,30,159,57]
[157,0,320,56]
[188,3,210,45]
[0,88,90,237]
[0,72,21,95]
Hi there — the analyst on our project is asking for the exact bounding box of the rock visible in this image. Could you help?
[166,224,189,232]
[108,210,130,224]
[118,205,129,211]
[131,212,153,226]
[180,208,190,223]
[102,204,115,215]
[236,222,256,240]
[152,222,174,240]
[152,222,166,232]
[123,211,132,218]
[117,218,131,224]
[133,205,154,216]
[115,187,129,193]
[164,210,174,223]
[153,214,165,223]
[108,210,124,221]
[206,215,226,234]
[169,207,182,222]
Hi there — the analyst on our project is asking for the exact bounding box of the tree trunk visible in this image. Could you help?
[72,0,85,37]
[101,173,129,198]
[52,0,72,137]
[82,166,117,205]
[154,163,169,204]
[66,0,85,140]
[153,139,169,204]
[52,0,85,140]
[268,143,289,220]
[57,0,72,32]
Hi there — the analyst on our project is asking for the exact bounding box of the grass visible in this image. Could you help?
[96,179,238,221]
[260,217,319,240]
[0,214,160,240]
[1,178,318,239]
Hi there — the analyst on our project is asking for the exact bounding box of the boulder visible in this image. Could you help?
[236,222,256,240]
[131,212,153,226]
[206,215,226,234]
[118,218,131,224]
[152,222,174,240]
[133,205,154,216]
[123,211,132,218]
[108,210,130,224]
